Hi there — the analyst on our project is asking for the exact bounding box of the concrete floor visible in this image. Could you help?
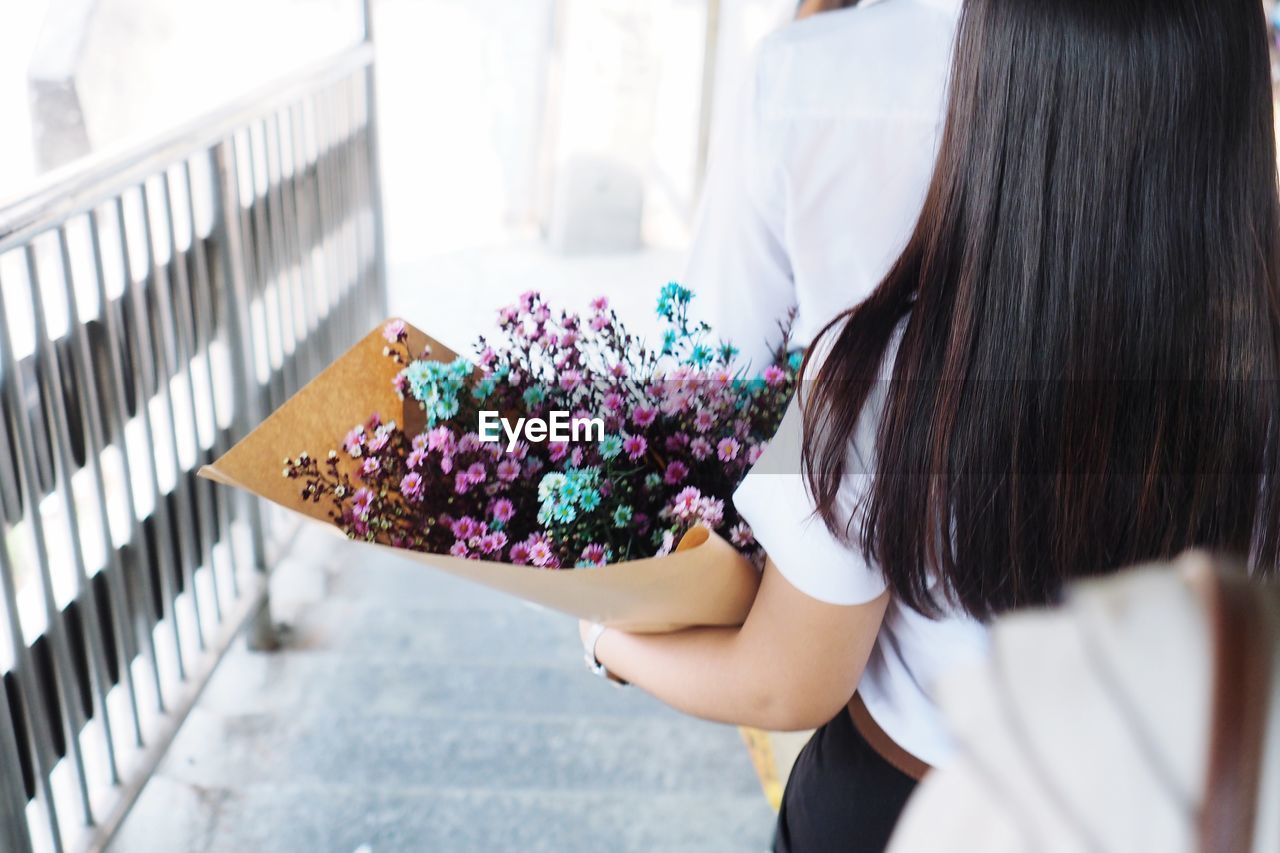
[108,526,774,853]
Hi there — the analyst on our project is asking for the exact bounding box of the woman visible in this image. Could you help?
[584,0,1280,850]
[684,0,962,368]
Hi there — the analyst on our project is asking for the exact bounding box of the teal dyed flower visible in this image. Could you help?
[599,434,623,459]
[612,504,633,528]
[644,472,662,490]
[560,478,583,504]
[552,502,577,524]
[656,281,693,320]
[522,384,547,407]
[579,490,602,513]
[661,329,677,355]
[788,351,804,371]
[689,343,713,367]
[719,342,740,363]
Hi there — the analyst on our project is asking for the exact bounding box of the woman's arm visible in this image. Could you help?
[584,558,888,731]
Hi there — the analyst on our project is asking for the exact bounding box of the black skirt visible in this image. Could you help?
[774,707,919,853]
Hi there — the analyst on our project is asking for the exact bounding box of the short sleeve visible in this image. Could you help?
[683,47,796,371]
[734,392,888,606]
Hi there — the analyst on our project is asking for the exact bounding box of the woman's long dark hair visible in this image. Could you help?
[803,0,1280,620]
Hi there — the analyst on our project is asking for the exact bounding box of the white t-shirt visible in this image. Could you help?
[734,332,989,768]
[684,0,962,368]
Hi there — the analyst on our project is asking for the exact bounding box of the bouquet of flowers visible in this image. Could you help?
[203,285,796,631]
[284,284,798,569]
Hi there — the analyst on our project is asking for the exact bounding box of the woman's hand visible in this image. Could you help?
[578,558,888,731]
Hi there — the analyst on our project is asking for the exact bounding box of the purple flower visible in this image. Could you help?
[458,433,482,454]
[622,434,648,461]
[717,437,741,462]
[632,406,658,428]
[497,459,520,482]
[479,347,497,368]
[664,460,689,485]
[590,297,608,313]
[361,457,381,478]
[580,543,608,567]
[570,447,585,467]
[548,441,569,463]
[694,410,715,433]
[401,472,424,500]
[690,437,712,460]
[665,433,689,453]
[450,541,470,558]
[407,448,427,470]
[697,497,725,528]
[509,541,531,565]
[747,444,765,465]
[412,433,430,453]
[478,532,508,555]
[454,471,471,494]
[590,314,609,332]
[491,498,515,523]
[763,365,787,386]
[440,454,454,475]
[427,426,455,454]
[559,369,583,391]
[672,487,702,520]
[383,320,408,343]
[730,522,754,548]
[465,462,487,486]
[603,392,624,413]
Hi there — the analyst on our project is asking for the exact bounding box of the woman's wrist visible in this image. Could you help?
[579,621,628,686]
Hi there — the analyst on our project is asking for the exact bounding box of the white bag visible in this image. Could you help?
[888,552,1279,853]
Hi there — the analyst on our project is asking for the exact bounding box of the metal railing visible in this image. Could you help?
[0,4,387,850]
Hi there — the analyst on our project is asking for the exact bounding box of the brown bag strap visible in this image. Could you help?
[848,693,933,782]
[1200,571,1273,853]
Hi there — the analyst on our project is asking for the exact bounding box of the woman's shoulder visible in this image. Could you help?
[753,0,959,122]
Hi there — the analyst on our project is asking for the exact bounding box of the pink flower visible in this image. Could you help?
[747,444,765,465]
[590,314,609,332]
[450,541,470,558]
[560,332,578,348]
[478,532,508,555]
[570,447,585,467]
[367,427,392,453]
[497,459,521,482]
[478,347,497,368]
[610,363,627,379]
[466,462,487,486]
[509,542,531,565]
[528,539,554,568]
[580,543,608,567]
[717,437,741,462]
[694,410,715,433]
[407,448,427,470]
[440,454,454,475]
[697,497,725,528]
[559,370,583,391]
[664,460,689,485]
[344,425,366,457]
[672,487,702,520]
[499,304,518,324]
[590,297,608,313]
[383,320,407,343]
[547,441,569,463]
[491,498,515,523]
[603,392,624,413]
[459,433,482,454]
[632,407,658,428]
[454,471,471,494]
[361,457,381,478]
[690,437,713,460]
[350,488,375,521]
[665,433,689,453]
[427,426,455,454]
[519,291,536,312]
[763,365,787,386]
[730,522,754,548]
[400,472,424,500]
[452,517,481,540]
[393,372,409,397]
[412,433,430,453]
[622,434,648,460]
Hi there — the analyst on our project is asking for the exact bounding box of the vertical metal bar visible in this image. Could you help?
[114,194,188,682]
[243,128,287,413]
[25,242,122,786]
[158,172,223,626]
[181,158,240,609]
[137,183,206,653]
[0,534,59,853]
[0,656,36,853]
[305,97,343,358]
[56,225,145,753]
[87,206,166,714]
[211,140,276,650]
[0,257,94,829]
[262,115,303,395]
[275,108,319,383]
[361,0,390,316]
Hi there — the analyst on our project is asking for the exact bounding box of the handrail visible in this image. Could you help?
[0,41,374,253]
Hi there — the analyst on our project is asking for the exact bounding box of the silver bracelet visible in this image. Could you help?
[583,624,628,686]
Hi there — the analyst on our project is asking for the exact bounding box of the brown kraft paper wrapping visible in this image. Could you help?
[200,321,762,633]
